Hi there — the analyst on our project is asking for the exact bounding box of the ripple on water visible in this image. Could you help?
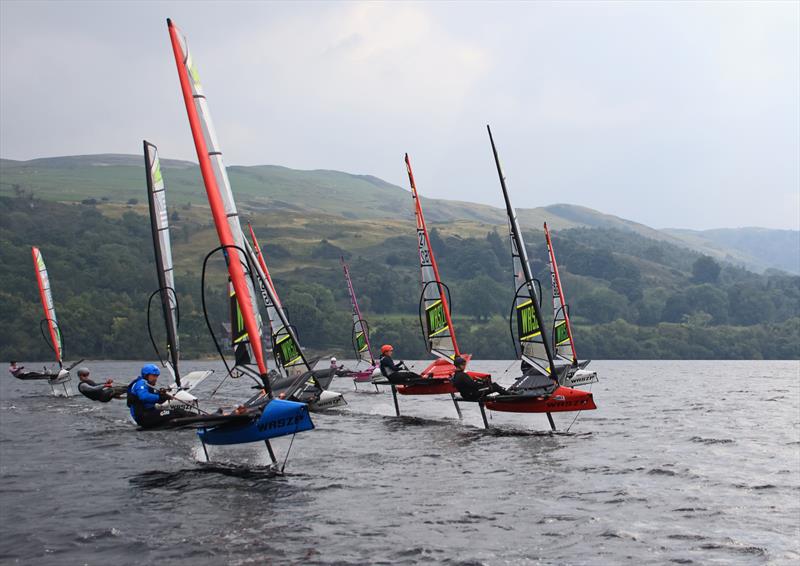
[689,436,735,445]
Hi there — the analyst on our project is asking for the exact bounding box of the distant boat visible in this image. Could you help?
[166,18,313,462]
[340,257,382,390]
[12,247,80,396]
[543,222,598,387]
[483,125,596,428]
[143,140,213,407]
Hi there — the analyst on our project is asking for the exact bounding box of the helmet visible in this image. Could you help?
[381,344,393,355]
[330,357,337,363]
[141,364,160,377]
[454,356,467,366]
[77,367,90,376]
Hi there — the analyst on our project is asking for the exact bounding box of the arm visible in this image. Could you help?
[132,381,161,404]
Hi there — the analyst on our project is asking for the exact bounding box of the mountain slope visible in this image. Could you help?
[1,154,797,273]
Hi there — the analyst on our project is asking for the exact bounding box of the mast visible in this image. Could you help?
[342,257,375,366]
[31,247,62,366]
[405,153,461,361]
[247,224,281,308]
[544,222,578,364]
[245,226,311,378]
[167,19,270,390]
[486,125,557,376]
[143,140,181,385]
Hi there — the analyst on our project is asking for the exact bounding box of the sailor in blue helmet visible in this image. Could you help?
[126,364,193,429]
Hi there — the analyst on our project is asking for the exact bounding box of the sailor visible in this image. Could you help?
[8,361,24,377]
[379,345,420,384]
[126,364,193,429]
[76,367,120,403]
[451,356,507,401]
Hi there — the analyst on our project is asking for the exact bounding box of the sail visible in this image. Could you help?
[31,247,62,365]
[342,258,375,366]
[405,153,460,361]
[544,222,578,365]
[246,225,310,380]
[143,141,181,383]
[487,126,557,381]
[167,19,270,387]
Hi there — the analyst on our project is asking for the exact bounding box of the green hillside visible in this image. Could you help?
[0,193,797,362]
[5,154,796,276]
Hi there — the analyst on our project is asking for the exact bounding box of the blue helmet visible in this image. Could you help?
[141,364,160,378]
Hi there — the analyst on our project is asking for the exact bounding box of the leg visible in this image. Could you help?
[264,440,278,466]
[546,412,556,431]
[451,393,463,419]
[391,384,400,416]
[200,436,210,462]
[478,401,489,429]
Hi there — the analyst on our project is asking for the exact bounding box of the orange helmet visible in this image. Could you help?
[381,344,394,354]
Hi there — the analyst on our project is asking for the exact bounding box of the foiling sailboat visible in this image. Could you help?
[384,154,492,418]
[483,125,596,429]
[246,224,346,411]
[143,140,213,408]
[13,247,80,396]
[543,222,598,387]
[340,257,382,391]
[166,18,314,462]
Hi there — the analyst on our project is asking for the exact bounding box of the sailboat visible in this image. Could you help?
[143,140,213,408]
[543,222,598,387]
[12,247,78,395]
[166,18,314,458]
[340,257,382,391]
[246,225,346,410]
[386,154,492,418]
[483,125,596,429]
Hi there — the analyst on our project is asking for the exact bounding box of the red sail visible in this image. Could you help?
[31,247,62,364]
[405,153,461,361]
[167,20,269,379]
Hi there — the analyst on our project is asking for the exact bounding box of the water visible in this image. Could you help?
[1,360,798,565]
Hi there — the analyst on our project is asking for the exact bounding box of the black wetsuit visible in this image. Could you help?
[452,370,505,401]
[379,355,421,385]
[78,378,116,403]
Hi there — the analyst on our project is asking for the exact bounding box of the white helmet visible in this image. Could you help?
[330,357,337,363]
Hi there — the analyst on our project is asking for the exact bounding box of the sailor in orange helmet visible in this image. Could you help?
[378,344,420,384]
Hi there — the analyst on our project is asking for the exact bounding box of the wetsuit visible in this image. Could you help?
[452,370,506,401]
[126,377,193,429]
[379,355,421,385]
[78,378,116,403]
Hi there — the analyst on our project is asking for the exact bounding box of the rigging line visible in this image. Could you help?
[39,318,63,367]
[280,413,307,473]
[201,245,259,398]
[565,381,594,433]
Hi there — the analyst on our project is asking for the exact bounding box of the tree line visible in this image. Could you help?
[1,195,797,363]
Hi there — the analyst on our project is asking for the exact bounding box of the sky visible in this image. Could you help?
[1,1,798,230]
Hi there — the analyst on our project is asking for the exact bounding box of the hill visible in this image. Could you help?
[3,154,796,274]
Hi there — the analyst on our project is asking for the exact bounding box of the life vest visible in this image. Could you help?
[126,378,146,417]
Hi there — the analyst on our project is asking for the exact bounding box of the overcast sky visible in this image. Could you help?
[1,1,798,230]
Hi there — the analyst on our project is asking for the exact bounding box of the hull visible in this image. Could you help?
[307,390,346,411]
[397,358,491,396]
[484,385,596,413]
[351,365,378,382]
[564,369,598,387]
[198,399,314,445]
